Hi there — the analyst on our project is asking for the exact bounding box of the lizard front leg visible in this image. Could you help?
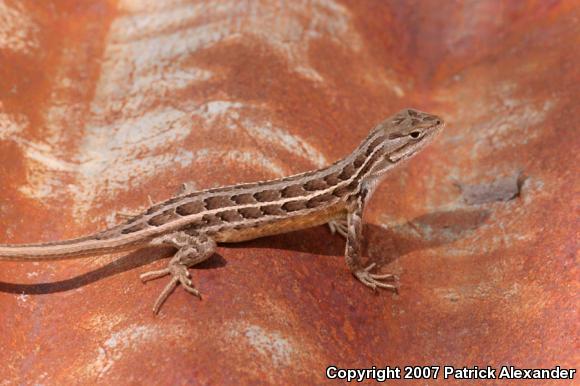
[140,231,216,314]
[345,196,398,292]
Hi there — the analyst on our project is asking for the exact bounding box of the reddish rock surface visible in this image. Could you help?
[0,1,577,384]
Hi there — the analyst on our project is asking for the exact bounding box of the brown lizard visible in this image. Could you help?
[0,108,444,313]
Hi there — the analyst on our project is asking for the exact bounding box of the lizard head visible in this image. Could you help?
[377,109,445,163]
[362,108,444,183]
[381,108,444,163]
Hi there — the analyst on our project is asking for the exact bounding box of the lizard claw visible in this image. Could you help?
[354,263,398,293]
[140,268,170,282]
[328,219,348,238]
[141,258,202,314]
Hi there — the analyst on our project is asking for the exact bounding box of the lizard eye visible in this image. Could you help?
[409,130,422,139]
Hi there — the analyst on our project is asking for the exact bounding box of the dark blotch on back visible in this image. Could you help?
[303,179,327,191]
[324,172,341,186]
[218,210,244,222]
[232,193,257,205]
[260,204,285,216]
[204,196,234,210]
[353,154,366,168]
[238,207,263,219]
[164,196,184,206]
[176,200,205,216]
[332,185,351,197]
[145,204,164,215]
[281,184,307,197]
[253,190,281,202]
[282,200,307,212]
[365,136,384,156]
[202,214,221,226]
[338,164,355,180]
[306,193,335,208]
[358,147,385,178]
[121,222,149,234]
[148,210,179,226]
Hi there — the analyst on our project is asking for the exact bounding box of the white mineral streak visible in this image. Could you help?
[6,1,360,219]
[0,112,28,139]
[0,0,39,54]
[71,0,353,216]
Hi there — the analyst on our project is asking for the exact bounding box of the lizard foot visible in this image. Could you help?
[354,263,398,293]
[140,258,201,314]
[328,219,348,238]
[140,231,215,314]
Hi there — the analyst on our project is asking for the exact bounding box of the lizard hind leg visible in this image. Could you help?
[140,231,216,314]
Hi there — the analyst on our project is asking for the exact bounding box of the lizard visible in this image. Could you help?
[0,108,444,314]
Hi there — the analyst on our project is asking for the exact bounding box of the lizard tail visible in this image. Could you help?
[0,227,145,261]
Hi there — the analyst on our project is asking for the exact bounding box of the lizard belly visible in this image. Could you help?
[214,205,347,243]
